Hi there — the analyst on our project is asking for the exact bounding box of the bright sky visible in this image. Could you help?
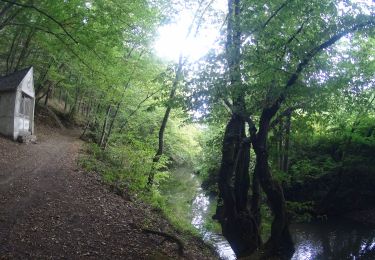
[154,0,374,62]
[154,1,227,62]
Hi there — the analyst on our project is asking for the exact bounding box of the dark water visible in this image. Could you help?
[191,187,375,260]
[166,168,375,259]
[291,220,375,260]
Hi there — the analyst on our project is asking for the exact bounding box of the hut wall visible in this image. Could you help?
[0,91,16,138]
[13,70,35,139]
[21,69,35,134]
[20,68,34,98]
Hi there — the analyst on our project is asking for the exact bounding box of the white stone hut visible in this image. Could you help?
[0,67,35,140]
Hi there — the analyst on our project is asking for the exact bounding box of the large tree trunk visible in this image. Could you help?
[251,168,261,229]
[215,0,262,256]
[251,110,294,259]
[216,114,261,257]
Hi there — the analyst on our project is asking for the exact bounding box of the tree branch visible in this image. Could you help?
[193,0,215,37]
[243,0,289,43]
[270,104,303,129]
[0,0,78,44]
[8,22,64,36]
[222,97,233,111]
[119,88,162,132]
[266,19,375,120]
[278,17,309,61]
[259,0,288,31]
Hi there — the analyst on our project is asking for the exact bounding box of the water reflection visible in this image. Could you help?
[191,187,236,260]
[291,220,375,260]
[192,190,375,260]
[168,169,375,260]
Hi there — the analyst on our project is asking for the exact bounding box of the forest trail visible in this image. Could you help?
[0,125,214,259]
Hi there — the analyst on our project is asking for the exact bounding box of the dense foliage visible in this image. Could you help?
[1,0,374,259]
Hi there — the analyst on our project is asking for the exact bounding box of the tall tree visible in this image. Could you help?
[189,0,375,258]
[147,0,216,188]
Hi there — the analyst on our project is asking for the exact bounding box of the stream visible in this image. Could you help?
[191,187,236,260]
[163,168,375,259]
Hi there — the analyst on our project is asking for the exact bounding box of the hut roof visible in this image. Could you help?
[0,67,32,92]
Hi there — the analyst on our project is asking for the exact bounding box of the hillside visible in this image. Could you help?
[0,108,215,259]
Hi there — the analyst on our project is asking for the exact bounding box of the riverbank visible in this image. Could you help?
[0,108,217,259]
[160,166,236,259]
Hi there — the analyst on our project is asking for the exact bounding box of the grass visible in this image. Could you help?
[78,144,202,236]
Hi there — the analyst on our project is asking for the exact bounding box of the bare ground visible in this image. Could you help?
[0,122,215,259]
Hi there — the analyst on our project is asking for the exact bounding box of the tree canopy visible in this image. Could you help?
[0,0,374,259]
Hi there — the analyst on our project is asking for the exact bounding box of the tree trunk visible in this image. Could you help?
[35,59,54,97]
[69,85,80,118]
[278,118,284,171]
[282,111,291,172]
[251,168,261,229]
[147,55,183,188]
[102,100,122,149]
[147,104,172,187]
[85,99,92,118]
[14,27,35,71]
[251,110,294,259]
[6,27,22,74]
[77,96,84,114]
[215,0,262,256]
[216,114,261,257]
[44,81,53,106]
[64,92,68,112]
[99,105,111,147]
[58,88,63,102]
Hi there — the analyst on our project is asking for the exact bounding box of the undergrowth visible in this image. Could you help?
[79,142,201,238]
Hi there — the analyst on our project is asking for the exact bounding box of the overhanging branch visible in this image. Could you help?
[270,104,303,129]
[0,0,78,44]
[266,18,375,120]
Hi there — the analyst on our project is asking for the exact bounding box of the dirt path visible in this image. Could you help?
[0,126,214,259]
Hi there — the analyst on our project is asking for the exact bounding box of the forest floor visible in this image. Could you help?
[0,110,216,259]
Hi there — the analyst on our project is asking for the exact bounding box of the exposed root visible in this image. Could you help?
[142,228,184,256]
